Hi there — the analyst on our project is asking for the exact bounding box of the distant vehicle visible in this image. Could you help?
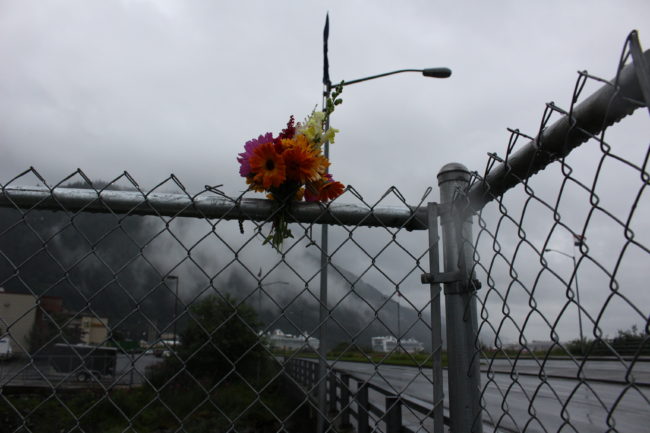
[37,343,118,382]
[0,336,13,361]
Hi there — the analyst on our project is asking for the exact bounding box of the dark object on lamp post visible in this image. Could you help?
[317,14,452,433]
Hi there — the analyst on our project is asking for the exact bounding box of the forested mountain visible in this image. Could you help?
[1,182,437,350]
[0,182,177,340]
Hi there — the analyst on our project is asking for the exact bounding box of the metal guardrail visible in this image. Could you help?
[466,44,649,213]
[285,358,450,433]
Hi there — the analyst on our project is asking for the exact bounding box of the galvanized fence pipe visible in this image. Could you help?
[0,185,428,230]
[467,47,649,212]
[426,202,445,432]
[438,163,483,433]
[340,374,351,428]
[385,395,402,433]
[317,221,330,433]
[356,381,370,433]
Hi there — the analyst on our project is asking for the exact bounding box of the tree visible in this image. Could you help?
[178,294,266,383]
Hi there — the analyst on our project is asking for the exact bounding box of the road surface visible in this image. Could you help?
[326,359,650,433]
[3,354,649,432]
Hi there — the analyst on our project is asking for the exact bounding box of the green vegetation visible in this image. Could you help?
[328,349,447,368]
[177,294,265,381]
[276,342,448,369]
[480,325,649,359]
[1,380,300,433]
[564,325,650,357]
[2,294,312,433]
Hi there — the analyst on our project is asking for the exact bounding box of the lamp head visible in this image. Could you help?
[422,67,452,78]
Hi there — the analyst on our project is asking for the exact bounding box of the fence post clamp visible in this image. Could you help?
[421,271,482,294]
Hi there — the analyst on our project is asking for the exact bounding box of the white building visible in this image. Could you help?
[267,329,319,351]
[371,336,424,354]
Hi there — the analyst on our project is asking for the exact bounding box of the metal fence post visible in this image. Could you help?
[385,395,402,433]
[356,382,369,433]
[426,202,445,432]
[437,163,483,433]
[329,372,337,412]
[317,222,330,433]
[340,374,351,428]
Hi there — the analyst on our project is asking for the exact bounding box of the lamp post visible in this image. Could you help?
[164,275,179,348]
[316,15,452,433]
[544,248,584,351]
[333,67,451,89]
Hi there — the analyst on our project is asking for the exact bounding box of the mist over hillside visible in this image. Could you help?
[0,181,442,350]
[224,253,441,351]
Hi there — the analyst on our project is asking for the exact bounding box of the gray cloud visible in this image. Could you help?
[1,0,648,345]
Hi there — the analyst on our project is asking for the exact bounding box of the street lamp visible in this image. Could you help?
[544,248,584,351]
[332,67,451,88]
[315,16,452,433]
[164,275,180,348]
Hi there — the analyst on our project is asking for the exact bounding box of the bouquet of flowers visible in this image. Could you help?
[237,91,345,249]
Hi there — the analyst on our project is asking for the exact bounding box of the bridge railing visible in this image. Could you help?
[284,358,449,433]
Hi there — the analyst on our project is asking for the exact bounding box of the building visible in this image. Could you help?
[371,336,424,354]
[0,291,37,354]
[75,315,110,345]
[267,329,319,351]
[0,289,109,350]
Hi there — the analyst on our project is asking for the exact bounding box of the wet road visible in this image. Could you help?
[327,360,650,433]
[484,358,650,384]
[4,355,649,431]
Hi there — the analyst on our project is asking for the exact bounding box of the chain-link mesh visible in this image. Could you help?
[0,169,440,433]
[451,32,650,433]
[1,31,649,433]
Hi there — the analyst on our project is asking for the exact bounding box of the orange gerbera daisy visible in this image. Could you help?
[305,174,345,202]
[318,179,345,201]
[283,139,321,183]
[249,141,286,189]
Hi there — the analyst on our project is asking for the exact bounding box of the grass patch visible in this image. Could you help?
[277,350,448,368]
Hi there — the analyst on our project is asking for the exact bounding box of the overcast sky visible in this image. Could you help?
[1,1,648,344]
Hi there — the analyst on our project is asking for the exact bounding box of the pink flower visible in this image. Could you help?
[237,132,274,177]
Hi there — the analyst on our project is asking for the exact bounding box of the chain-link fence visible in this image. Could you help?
[0,32,648,433]
[447,31,650,433]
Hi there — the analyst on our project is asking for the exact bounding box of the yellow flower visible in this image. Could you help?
[323,126,339,144]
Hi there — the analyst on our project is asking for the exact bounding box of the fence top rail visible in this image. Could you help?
[0,185,429,231]
[466,48,649,212]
